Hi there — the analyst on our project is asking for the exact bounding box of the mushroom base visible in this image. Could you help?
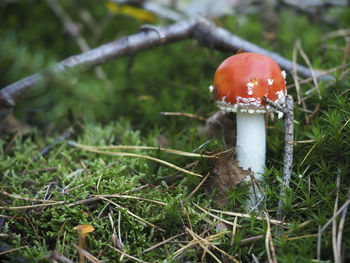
[236,112,266,180]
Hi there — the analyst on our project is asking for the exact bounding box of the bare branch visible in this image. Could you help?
[0,18,333,118]
[276,95,294,222]
[46,0,106,79]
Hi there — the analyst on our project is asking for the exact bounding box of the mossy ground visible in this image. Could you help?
[1,1,350,262]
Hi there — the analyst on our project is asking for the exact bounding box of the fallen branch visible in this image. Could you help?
[46,0,106,79]
[0,18,332,118]
[264,95,294,222]
[44,252,74,263]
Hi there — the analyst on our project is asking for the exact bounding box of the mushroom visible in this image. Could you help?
[209,52,286,204]
[74,224,95,263]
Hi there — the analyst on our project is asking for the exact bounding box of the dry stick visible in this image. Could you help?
[0,245,28,256]
[0,18,332,114]
[0,201,65,210]
[0,189,59,203]
[292,41,301,104]
[289,139,315,145]
[143,232,185,253]
[184,228,221,263]
[109,245,148,263]
[306,103,320,128]
[230,216,238,246]
[206,207,284,225]
[317,225,322,260]
[287,64,348,89]
[279,95,294,205]
[264,213,273,263]
[5,130,21,153]
[252,253,260,263]
[70,144,203,177]
[322,28,350,40]
[160,111,206,121]
[342,37,350,69]
[241,235,264,243]
[20,166,58,175]
[186,227,238,263]
[286,233,318,240]
[296,40,321,99]
[70,141,216,158]
[183,172,210,203]
[332,168,341,263]
[263,95,294,222]
[94,194,168,206]
[193,204,240,227]
[72,243,101,263]
[46,0,106,79]
[44,252,74,263]
[98,196,166,232]
[336,189,350,262]
[37,127,74,157]
[321,198,350,233]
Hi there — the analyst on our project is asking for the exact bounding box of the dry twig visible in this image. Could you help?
[72,243,101,263]
[183,172,211,203]
[44,252,74,263]
[98,196,165,232]
[160,111,206,121]
[0,245,28,256]
[205,207,284,225]
[69,142,204,177]
[46,0,106,79]
[264,212,277,263]
[0,18,332,117]
[295,39,321,99]
[143,232,185,253]
[263,95,294,222]
[109,245,148,263]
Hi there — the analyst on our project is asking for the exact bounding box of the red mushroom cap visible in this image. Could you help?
[212,53,286,113]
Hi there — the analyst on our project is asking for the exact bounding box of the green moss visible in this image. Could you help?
[1,1,350,262]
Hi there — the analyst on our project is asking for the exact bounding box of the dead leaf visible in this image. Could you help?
[198,111,236,148]
[1,114,31,134]
[156,134,171,148]
[206,149,249,206]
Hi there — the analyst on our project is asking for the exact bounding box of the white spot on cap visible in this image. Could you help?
[268,79,274,85]
[221,96,227,103]
[282,70,287,79]
[208,85,214,93]
[246,82,254,88]
[275,90,286,104]
[246,82,254,95]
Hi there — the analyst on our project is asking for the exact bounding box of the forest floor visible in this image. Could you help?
[1,1,350,262]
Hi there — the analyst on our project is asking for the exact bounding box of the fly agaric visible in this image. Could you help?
[210,52,286,181]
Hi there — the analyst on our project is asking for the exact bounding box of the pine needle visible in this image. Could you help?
[0,189,59,203]
[69,141,216,158]
[202,206,284,225]
[98,197,165,232]
[94,194,168,206]
[69,142,204,177]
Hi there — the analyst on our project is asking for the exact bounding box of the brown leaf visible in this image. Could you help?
[1,114,31,134]
[198,111,236,148]
[206,149,250,206]
[156,134,171,148]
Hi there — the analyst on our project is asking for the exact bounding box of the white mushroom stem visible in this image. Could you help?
[236,111,266,180]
